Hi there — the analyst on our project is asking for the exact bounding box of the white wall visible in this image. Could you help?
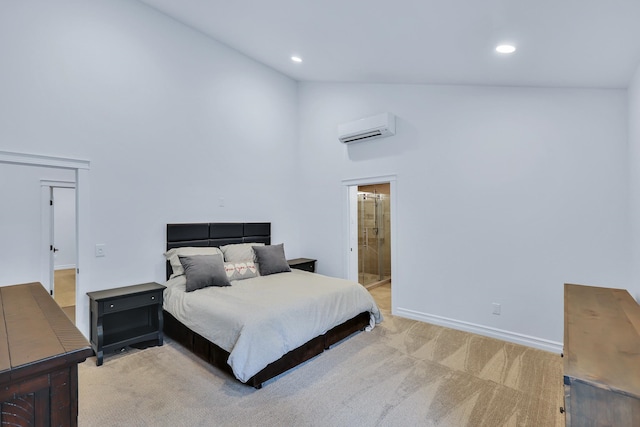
[298,83,630,348]
[0,0,299,337]
[629,63,640,299]
[0,164,74,285]
[53,187,77,269]
[0,0,633,350]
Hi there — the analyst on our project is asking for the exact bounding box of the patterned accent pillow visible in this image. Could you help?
[224,260,260,281]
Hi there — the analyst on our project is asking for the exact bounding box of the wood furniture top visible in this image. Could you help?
[564,283,640,397]
[86,282,165,301]
[0,282,92,385]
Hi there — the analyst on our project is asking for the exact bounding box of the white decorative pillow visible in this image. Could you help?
[165,246,224,279]
[224,260,260,281]
[220,243,265,262]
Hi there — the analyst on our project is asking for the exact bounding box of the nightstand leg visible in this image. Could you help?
[157,304,164,346]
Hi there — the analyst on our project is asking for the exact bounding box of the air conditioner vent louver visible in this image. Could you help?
[342,130,383,143]
[338,113,396,144]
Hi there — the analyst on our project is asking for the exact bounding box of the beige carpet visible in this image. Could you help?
[78,285,564,426]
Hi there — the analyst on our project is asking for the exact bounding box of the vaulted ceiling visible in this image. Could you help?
[138,0,640,88]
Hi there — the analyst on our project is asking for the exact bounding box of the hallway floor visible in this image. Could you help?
[54,268,76,323]
[368,282,391,312]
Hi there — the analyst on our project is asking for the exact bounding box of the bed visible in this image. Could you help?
[162,222,382,388]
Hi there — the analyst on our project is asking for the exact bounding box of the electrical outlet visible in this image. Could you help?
[95,244,106,257]
[492,303,501,315]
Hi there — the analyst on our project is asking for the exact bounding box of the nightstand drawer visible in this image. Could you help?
[287,258,317,273]
[102,290,163,314]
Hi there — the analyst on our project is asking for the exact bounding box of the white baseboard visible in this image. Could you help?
[54,264,76,271]
[394,307,563,354]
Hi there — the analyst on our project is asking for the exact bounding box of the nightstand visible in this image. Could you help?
[287,258,317,273]
[87,282,165,366]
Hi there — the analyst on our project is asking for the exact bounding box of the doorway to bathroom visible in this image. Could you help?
[343,174,396,312]
[357,183,391,289]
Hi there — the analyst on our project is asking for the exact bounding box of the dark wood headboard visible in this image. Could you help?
[166,222,271,279]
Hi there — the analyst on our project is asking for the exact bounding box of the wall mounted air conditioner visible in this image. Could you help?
[338,112,396,144]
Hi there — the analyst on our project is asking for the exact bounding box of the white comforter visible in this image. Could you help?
[163,269,382,382]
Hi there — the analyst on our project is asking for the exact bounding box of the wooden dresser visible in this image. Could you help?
[0,282,92,426]
[563,283,640,426]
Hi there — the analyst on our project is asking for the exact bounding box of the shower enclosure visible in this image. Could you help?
[358,184,391,287]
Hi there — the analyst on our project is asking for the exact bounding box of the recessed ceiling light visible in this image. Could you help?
[495,44,516,54]
[291,56,302,63]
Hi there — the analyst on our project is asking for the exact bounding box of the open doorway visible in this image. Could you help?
[1,150,91,338]
[357,183,391,288]
[344,175,397,314]
[51,185,77,323]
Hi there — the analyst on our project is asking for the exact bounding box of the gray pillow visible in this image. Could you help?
[165,246,224,278]
[179,254,231,292]
[252,244,291,276]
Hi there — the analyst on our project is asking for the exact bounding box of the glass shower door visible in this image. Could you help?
[358,191,387,286]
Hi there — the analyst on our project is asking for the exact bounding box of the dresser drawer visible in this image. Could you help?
[102,290,163,314]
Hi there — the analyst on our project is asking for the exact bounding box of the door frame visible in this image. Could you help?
[1,150,91,337]
[40,180,76,295]
[342,174,397,307]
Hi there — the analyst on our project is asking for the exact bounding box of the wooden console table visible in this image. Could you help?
[0,282,92,426]
[563,283,640,426]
